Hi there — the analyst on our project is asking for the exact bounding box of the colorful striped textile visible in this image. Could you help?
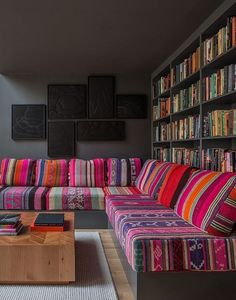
[158,164,196,208]
[35,159,68,187]
[46,187,105,210]
[175,170,236,236]
[12,159,35,186]
[107,158,142,186]
[0,159,17,186]
[106,198,236,272]
[103,186,144,196]
[69,159,105,187]
[135,160,157,191]
[0,186,49,210]
[137,161,173,198]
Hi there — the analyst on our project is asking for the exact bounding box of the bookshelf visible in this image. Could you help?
[151,0,236,172]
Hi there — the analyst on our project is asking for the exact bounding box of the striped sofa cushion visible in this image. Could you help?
[0,186,49,210]
[0,158,35,186]
[46,187,105,210]
[107,158,142,186]
[175,170,236,236]
[35,159,68,187]
[136,160,172,198]
[135,160,157,191]
[158,164,196,208]
[69,159,105,187]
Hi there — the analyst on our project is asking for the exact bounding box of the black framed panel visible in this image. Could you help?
[48,84,87,120]
[116,94,147,118]
[88,76,115,118]
[48,121,75,157]
[12,104,46,140]
[77,121,125,141]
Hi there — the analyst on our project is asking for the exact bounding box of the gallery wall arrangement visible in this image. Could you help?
[11,75,147,158]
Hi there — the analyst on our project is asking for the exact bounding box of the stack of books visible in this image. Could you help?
[171,47,200,86]
[203,16,236,65]
[153,147,171,162]
[172,148,200,167]
[153,97,171,120]
[31,213,64,232]
[203,109,236,137]
[152,73,171,97]
[202,64,236,101]
[172,81,200,113]
[0,214,23,236]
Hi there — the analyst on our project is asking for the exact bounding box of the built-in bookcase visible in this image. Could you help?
[151,1,236,172]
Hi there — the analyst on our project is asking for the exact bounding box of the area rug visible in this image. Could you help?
[0,232,118,300]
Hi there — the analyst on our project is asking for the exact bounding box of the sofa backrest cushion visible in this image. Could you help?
[107,158,142,186]
[158,164,196,208]
[35,159,68,187]
[135,160,172,198]
[0,158,35,186]
[175,170,236,236]
[69,158,105,187]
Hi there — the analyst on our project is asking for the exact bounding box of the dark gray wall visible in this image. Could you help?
[0,74,150,160]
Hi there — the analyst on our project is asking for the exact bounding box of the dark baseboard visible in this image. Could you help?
[110,225,236,300]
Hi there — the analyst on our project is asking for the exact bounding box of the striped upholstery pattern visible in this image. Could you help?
[137,161,173,198]
[135,160,157,191]
[106,197,236,272]
[0,158,35,186]
[0,186,49,210]
[35,159,68,187]
[158,164,196,208]
[46,187,105,210]
[107,158,142,186]
[103,186,144,196]
[0,159,17,186]
[69,159,105,187]
[175,170,236,236]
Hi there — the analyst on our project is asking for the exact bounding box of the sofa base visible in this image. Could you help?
[110,228,236,300]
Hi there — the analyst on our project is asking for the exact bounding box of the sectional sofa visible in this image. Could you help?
[1,157,236,300]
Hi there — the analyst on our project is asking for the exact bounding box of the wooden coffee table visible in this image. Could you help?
[0,211,75,284]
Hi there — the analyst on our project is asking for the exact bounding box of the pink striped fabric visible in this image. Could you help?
[0,159,17,186]
[69,159,105,187]
[135,160,157,191]
[175,170,236,236]
[12,159,35,186]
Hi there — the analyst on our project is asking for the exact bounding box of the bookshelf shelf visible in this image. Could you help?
[151,1,236,171]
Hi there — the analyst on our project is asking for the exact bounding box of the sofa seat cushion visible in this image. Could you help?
[106,200,236,272]
[175,170,236,236]
[0,186,49,210]
[46,187,105,210]
[104,186,144,196]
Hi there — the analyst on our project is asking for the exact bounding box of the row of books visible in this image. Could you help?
[0,214,23,236]
[202,64,236,101]
[154,115,200,141]
[202,148,236,172]
[153,147,170,162]
[172,115,200,140]
[152,73,171,98]
[153,97,171,121]
[172,81,200,113]
[203,109,236,137]
[203,16,236,65]
[172,148,200,167]
[171,47,200,86]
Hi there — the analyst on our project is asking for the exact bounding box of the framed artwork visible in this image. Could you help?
[48,121,75,157]
[77,121,125,141]
[116,95,147,118]
[48,84,87,119]
[88,76,115,118]
[12,104,46,140]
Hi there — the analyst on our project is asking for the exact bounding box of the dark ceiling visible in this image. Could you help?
[0,0,224,76]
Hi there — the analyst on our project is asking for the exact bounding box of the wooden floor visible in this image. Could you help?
[78,229,134,300]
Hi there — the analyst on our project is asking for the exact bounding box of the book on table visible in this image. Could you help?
[0,213,23,235]
[31,213,65,232]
